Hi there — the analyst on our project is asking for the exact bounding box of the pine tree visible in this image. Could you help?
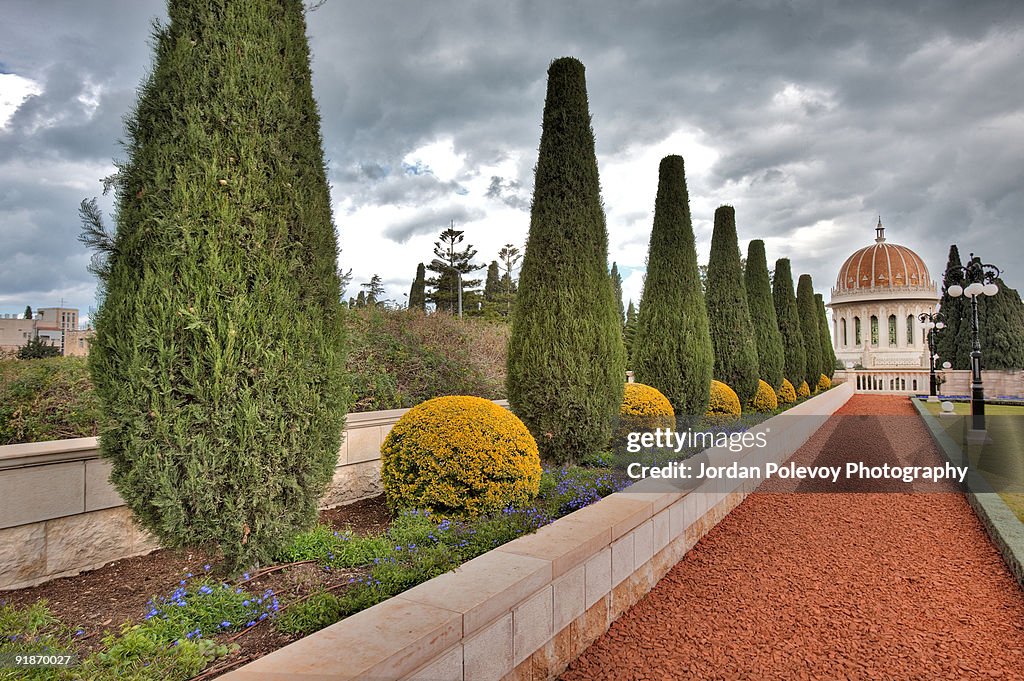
[507,57,625,464]
[631,155,713,415]
[610,262,625,324]
[815,293,836,379]
[624,300,638,362]
[408,263,426,311]
[425,224,482,313]
[744,240,784,389]
[24,305,32,319]
[796,274,823,385]
[83,0,346,569]
[497,244,521,316]
[355,291,366,308]
[704,205,759,404]
[361,274,384,307]
[773,259,807,387]
[935,245,965,368]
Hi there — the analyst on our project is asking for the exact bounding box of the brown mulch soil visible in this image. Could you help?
[0,495,391,673]
[562,395,1024,680]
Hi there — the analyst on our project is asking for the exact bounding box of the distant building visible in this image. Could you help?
[0,307,93,357]
[35,307,79,355]
[828,218,939,369]
[0,315,41,354]
[64,328,94,357]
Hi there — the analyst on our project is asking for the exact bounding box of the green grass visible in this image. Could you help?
[921,400,1024,522]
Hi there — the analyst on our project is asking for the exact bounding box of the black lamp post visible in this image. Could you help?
[945,253,1001,435]
[918,311,945,401]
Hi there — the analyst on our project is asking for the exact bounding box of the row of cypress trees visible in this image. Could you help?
[86,9,842,568]
[508,57,837,466]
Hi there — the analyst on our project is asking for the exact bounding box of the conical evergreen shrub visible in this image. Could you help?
[409,263,426,311]
[815,293,836,379]
[705,206,759,404]
[610,262,625,325]
[744,240,784,389]
[624,300,638,362]
[86,0,347,569]
[796,274,823,386]
[631,155,713,416]
[979,276,1024,370]
[507,57,625,464]
[772,259,806,387]
[935,245,964,368]
[484,261,501,302]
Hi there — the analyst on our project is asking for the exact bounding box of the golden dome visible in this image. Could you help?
[834,218,933,295]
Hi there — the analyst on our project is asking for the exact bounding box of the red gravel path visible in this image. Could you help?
[561,395,1024,680]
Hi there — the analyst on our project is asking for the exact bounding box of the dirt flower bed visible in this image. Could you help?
[0,393,808,680]
[0,468,631,680]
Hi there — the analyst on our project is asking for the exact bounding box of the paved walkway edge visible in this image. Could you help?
[912,398,1024,589]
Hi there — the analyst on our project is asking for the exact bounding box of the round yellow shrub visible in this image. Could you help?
[817,374,832,391]
[749,379,779,413]
[776,378,796,404]
[797,380,811,398]
[705,380,741,424]
[380,396,541,517]
[618,382,675,435]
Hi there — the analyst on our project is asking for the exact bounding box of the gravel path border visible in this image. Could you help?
[561,395,1024,680]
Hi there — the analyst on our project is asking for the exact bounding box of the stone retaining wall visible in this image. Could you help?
[222,383,855,681]
[0,403,510,591]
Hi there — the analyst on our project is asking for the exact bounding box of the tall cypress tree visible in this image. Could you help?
[773,259,806,387]
[796,275,823,385]
[409,263,426,311]
[610,262,625,325]
[744,240,784,389]
[704,206,759,404]
[83,0,346,569]
[815,293,836,379]
[507,57,625,464]
[632,155,713,416]
[624,300,638,362]
[935,245,964,368]
[484,261,501,302]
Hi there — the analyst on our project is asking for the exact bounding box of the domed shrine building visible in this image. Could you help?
[828,218,939,370]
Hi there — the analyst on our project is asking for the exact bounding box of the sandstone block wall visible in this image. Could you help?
[0,403,512,591]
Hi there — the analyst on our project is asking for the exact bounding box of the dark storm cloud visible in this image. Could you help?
[1,0,1023,312]
[485,176,529,211]
[380,204,486,243]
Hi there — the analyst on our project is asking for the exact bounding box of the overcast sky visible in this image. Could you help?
[1,0,1022,324]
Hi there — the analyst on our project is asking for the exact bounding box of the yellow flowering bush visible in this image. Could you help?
[705,380,741,424]
[380,396,541,517]
[797,380,811,398]
[817,374,832,392]
[776,378,797,404]
[618,382,675,436]
[749,379,778,413]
